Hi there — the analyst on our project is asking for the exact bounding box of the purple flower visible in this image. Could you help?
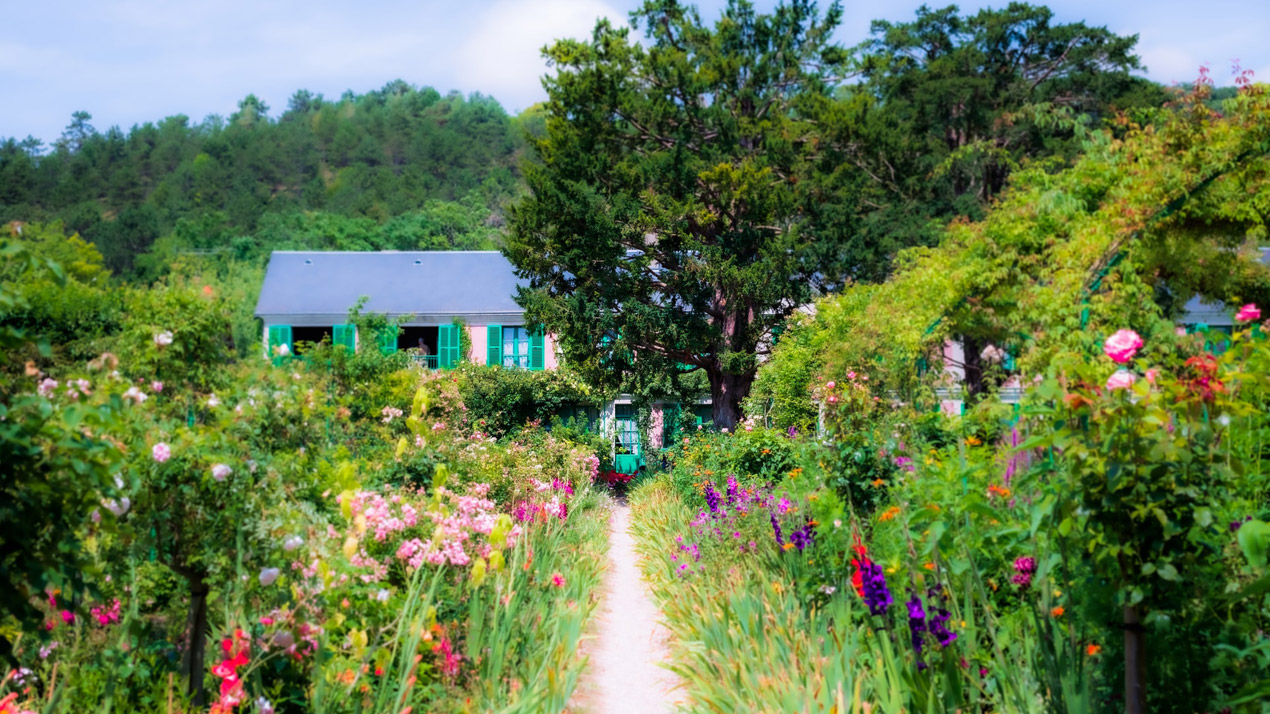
[906,592,927,657]
[704,482,721,513]
[894,456,915,472]
[1013,556,1036,575]
[770,512,783,546]
[787,426,797,438]
[789,521,815,551]
[929,607,957,647]
[726,474,739,504]
[860,561,892,616]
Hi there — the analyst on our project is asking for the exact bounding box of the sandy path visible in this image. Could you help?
[571,500,682,714]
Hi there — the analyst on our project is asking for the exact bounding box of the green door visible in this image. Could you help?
[486,324,503,366]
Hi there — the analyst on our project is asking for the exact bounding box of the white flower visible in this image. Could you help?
[123,386,148,404]
[375,589,390,602]
[211,463,233,481]
[980,344,1006,364]
[154,331,174,347]
[283,535,304,552]
[820,585,837,595]
[720,427,729,434]
[207,393,221,408]
[255,697,275,714]
[275,343,290,357]
[258,567,281,587]
[103,497,131,517]
[247,460,258,473]
[1217,413,1231,427]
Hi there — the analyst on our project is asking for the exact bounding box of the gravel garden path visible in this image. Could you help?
[571,500,682,713]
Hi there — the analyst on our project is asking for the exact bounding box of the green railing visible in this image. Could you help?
[411,354,439,369]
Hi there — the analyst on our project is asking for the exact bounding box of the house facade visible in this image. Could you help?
[254,250,704,471]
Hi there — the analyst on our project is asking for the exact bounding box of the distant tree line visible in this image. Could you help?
[0,81,534,278]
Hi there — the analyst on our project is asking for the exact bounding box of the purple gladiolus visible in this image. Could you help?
[704,482,721,513]
[770,512,783,546]
[861,561,892,616]
[907,593,927,657]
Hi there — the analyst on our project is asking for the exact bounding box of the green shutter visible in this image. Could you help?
[437,324,451,367]
[1002,348,1017,373]
[448,324,464,366]
[663,403,681,447]
[486,324,503,366]
[771,324,784,346]
[378,328,397,355]
[267,325,292,365]
[529,329,545,370]
[333,324,355,352]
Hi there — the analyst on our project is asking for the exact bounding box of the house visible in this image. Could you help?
[254,251,557,369]
[254,250,708,470]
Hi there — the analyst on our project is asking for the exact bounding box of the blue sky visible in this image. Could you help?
[3,0,1267,142]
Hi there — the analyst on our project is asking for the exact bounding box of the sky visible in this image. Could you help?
[2,0,1268,143]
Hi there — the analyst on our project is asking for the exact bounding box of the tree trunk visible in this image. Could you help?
[959,334,988,399]
[1123,604,1146,714]
[708,369,754,431]
[182,575,210,706]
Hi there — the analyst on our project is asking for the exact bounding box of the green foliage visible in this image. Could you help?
[507,0,853,429]
[456,362,602,439]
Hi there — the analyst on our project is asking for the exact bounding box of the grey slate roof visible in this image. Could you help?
[1180,247,1270,326]
[254,251,526,325]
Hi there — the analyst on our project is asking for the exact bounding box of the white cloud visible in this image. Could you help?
[456,0,625,111]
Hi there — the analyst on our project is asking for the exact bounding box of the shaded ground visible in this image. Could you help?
[570,499,683,713]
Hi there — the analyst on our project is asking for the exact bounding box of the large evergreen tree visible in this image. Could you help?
[507,0,853,429]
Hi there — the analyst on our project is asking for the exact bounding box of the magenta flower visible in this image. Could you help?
[152,442,171,463]
[151,380,164,392]
[826,380,836,390]
[1106,370,1137,391]
[1236,303,1261,322]
[1103,329,1143,364]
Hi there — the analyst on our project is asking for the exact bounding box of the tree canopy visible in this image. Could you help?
[507,0,854,428]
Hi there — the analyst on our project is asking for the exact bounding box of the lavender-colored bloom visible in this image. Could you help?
[1004,427,1021,486]
[770,512,783,546]
[860,561,892,616]
[787,426,797,438]
[726,474,739,504]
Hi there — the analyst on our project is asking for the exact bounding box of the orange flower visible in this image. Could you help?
[879,506,901,522]
[987,484,1011,499]
[782,542,795,551]
[923,562,935,571]
[965,435,982,446]
[1051,606,1065,617]
[870,478,886,487]
[789,467,804,478]
[761,448,771,455]
[1086,643,1101,656]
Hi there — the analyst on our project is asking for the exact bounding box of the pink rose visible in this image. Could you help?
[1103,329,1143,364]
[1236,303,1261,322]
[1106,370,1137,391]
[152,442,171,463]
[826,381,836,390]
[1145,368,1158,384]
[151,380,164,393]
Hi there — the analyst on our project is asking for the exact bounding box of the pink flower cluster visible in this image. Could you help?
[90,599,121,626]
[344,490,420,542]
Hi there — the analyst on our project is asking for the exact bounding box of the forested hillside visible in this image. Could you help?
[0,81,530,278]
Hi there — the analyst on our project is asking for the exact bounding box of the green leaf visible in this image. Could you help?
[1237,520,1270,571]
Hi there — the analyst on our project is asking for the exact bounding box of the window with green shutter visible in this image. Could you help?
[529,329,545,370]
[486,324,503,366]
[266,325,292,365]
[502,326,530,368]
[333,324,355,353]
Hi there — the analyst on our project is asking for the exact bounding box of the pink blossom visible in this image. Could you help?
[122,386,148,403]
[151,380,164,392]
[152,442,171,463]
[1106,370,1137,391]
[37,378,58,397]
[1103,329,1143,364]
[826,380,836,390]
[551,572,566,588]
[1236,303,1261,322]
[211,463,232,481]
[1175,326,1187,337]
[153,331,173,347]
[61,610,75,624]
[1145,368,1159,384]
